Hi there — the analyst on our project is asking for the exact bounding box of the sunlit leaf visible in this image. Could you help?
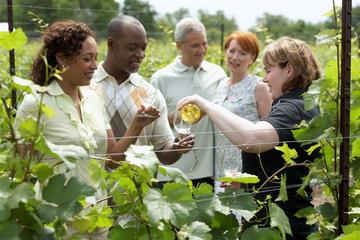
[31,163,54,182]
[351,138,360,157]
[18,116,37,138]
[125,145,159,177]
[159,166,190,184]
[217,172,260,184]
[12,76,34,94]
[177,221,211,240]
[275,143,297,165]
[0,28,27,50]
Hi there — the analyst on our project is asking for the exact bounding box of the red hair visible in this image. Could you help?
[224,31,260,61]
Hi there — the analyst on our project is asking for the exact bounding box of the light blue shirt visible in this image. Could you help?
[152,56,227,180]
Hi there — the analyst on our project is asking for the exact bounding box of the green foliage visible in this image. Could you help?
[0,2,360,237]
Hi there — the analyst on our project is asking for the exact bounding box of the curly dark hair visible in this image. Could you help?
[31,20,95,86]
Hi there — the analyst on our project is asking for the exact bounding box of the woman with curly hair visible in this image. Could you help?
[14,20,167,238]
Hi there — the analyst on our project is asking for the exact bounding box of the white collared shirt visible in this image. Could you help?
[90,63,174,151]
[152,57,227,180]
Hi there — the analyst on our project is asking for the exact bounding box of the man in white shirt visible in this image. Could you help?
[151,18,227,186]
[90,15,194,165]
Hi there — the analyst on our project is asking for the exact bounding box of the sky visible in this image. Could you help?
[146,0,360,30]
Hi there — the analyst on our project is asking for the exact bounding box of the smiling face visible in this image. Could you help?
[60,36,98,87]
[109,23,147,78]
[176,31,207,68]
[263,63,293,100]
[226,39,254,77]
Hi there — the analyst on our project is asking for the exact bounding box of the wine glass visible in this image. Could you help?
[136,87,158,118]
[173,111,192,140]
[173,111,199,171]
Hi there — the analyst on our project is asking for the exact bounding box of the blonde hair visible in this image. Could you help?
[263,37,320,92]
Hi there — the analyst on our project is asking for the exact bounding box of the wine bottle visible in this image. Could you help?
[180,103,201,124]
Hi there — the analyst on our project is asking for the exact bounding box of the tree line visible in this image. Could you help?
[0,0,359,44]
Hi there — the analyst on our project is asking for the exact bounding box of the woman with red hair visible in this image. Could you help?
[214,31,272,192]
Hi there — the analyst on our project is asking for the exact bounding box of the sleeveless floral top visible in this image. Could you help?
[214,74,261,178]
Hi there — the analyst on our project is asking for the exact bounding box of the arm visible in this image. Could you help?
[106,106,160,167]
[177,95,279,153]
[255,81,273,118]
[155,134,195,165]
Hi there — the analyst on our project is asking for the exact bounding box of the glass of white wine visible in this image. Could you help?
[136,87,158,118]
[173,105,201,171]
[173,111,192,140]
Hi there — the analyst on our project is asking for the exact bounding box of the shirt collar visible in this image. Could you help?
[47,80,65,96]
[173,56,210,72]
[94,62,142,87]
[93,62,110,83]
[273,88,308,105]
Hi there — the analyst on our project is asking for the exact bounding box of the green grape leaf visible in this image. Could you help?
[143,188,174,223]
[108,226,137,240]
[38,174,95,223]
[275,174,288,202]
[12,76,34,94]
[342,224,360,234]
[125,145,159,177]
[7,183,34,209]
[317,202,337,222]
[348,207,360,215]
[0,176,10,193]
[159,166,190,184]
[303,82,320,111]
[193,183,213,196]
[18,116,37,138]
[177,221,211,240]
[269,203,292,238]
[275,143,297,165]
[314,29,339,45]
[211,211,239,229]
[219,189,258,211]
[0,198,10,221]
[144,183,195,227]
[337,231,360,240]
[295,206,316,218]
[352,138,360,158]
[111,176,138,205]
[0,220,21,240]
[324,60,338,88]
[217,172,260,184]
[0,28,27,50]
[241,225,282,240]
[351,57,360,80]
[88,159,107,188]
[31,162,54,182]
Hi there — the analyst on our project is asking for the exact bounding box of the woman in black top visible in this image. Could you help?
[177,37,321,239]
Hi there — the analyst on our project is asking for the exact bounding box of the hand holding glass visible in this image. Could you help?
[137,89,158,118]
[173,111,192,140]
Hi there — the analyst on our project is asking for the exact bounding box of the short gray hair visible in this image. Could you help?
[174,18,206,42]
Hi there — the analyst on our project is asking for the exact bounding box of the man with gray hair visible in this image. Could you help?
[151,18,227,187]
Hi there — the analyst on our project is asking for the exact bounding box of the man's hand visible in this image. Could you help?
[173,134,195,154]
[133,106,160,128]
